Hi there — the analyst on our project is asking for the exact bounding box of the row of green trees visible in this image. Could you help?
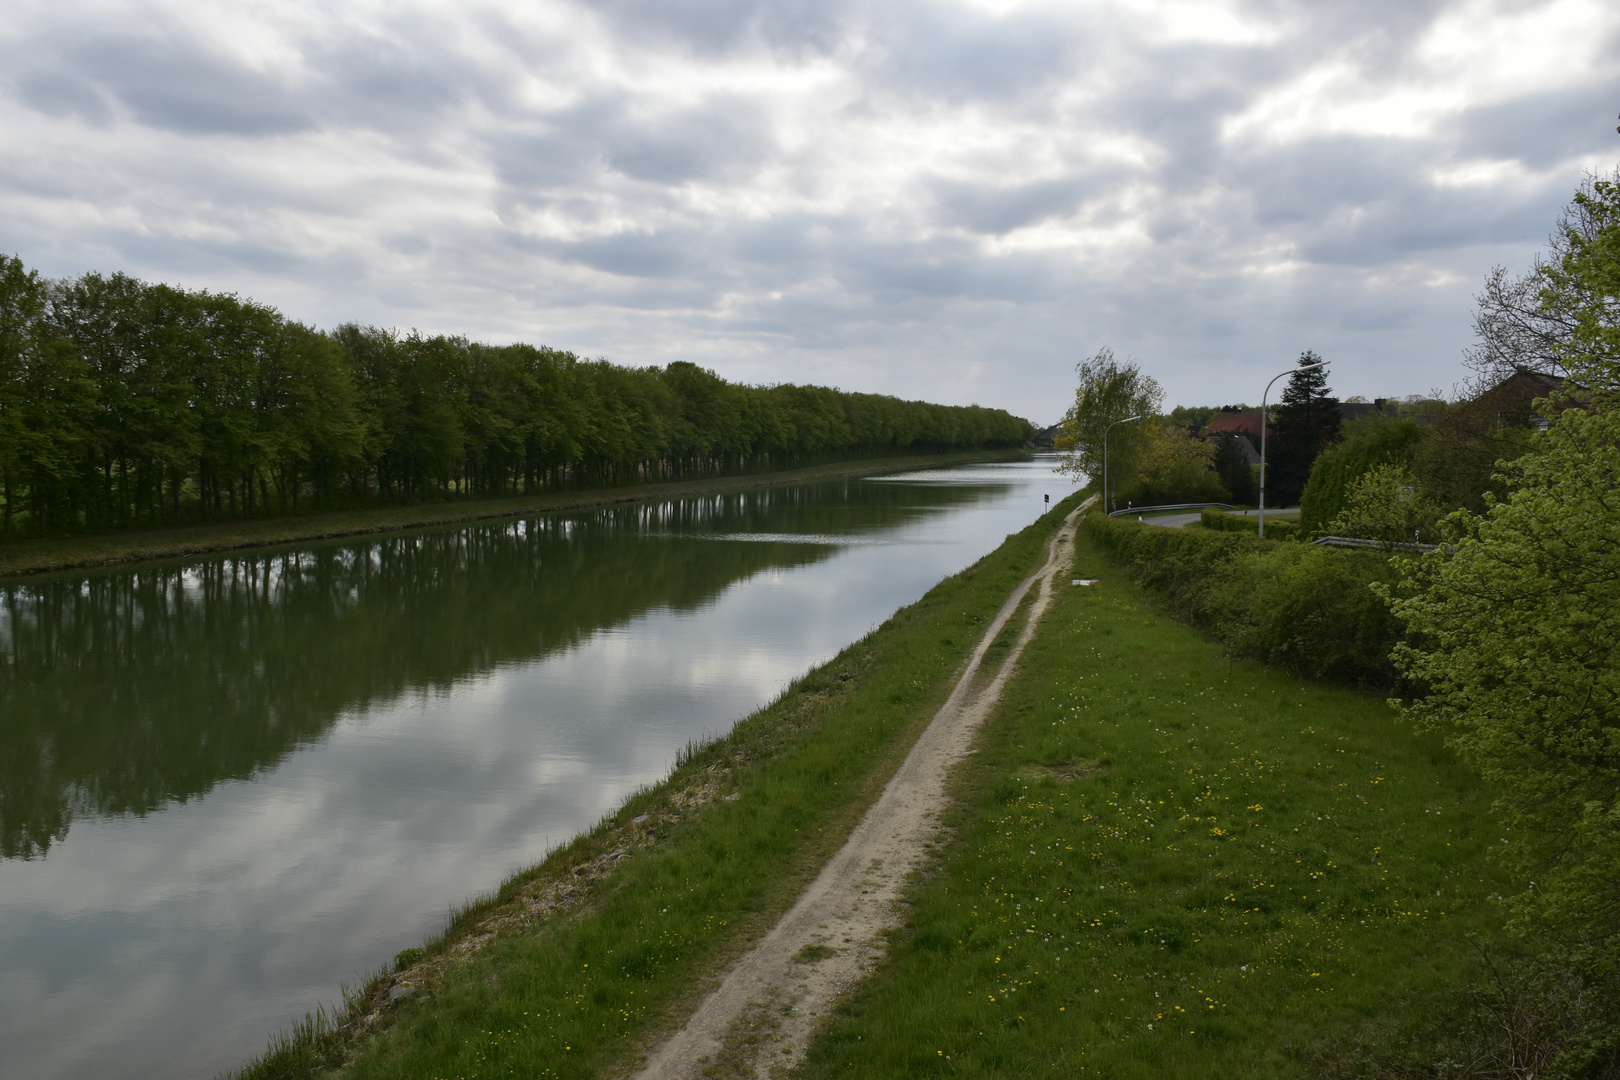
[0,258,1031,540]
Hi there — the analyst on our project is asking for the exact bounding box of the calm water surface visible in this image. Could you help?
[0,457,1072,1079]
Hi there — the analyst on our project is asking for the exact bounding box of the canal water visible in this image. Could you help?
[0,456,1072,1079]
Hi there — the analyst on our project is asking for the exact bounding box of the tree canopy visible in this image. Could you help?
[1054,347,1163,508]
[0,258,1032,540]
[1469,167,1620,393]
[1389,170,1620,967]
[1212,435,1255,505]
[1299,416,1431,534]
[1132,420,1225,505]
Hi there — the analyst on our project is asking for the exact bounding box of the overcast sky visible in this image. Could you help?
[2,0,1617,423]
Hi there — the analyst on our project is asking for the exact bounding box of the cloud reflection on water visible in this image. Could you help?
[0,459,1072,1080]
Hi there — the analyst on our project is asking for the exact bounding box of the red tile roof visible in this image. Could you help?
[1205,410,1267,438]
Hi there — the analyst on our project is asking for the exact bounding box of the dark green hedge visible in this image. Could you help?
[1198,507,1302,540]
[1082,512,1401,689]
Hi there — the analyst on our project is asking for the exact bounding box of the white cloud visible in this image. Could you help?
[1,0,1617,421]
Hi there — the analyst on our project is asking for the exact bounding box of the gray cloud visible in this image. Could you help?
[1,0,1616,423]
[551,229,696,277]
[14,69,116,125]
[21,32,315,135]
[865,2,1079,102]
[607,101,774,183]
[931,176,1096,236]
[1450,82,1620,169]
[584,0,852,56]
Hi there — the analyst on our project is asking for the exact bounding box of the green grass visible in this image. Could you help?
[234,489,1081,1080]
[0,449,1024,580]
[796,523,1509,1078]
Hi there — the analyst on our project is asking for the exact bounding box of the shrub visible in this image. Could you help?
[1299,416,1432,534]
[1198,507,1302,541]
[1324,464,1445,546]
[1390,402,1620,966]
[1083,512,1400,688]
[1083,510,1254,621]
[1204,544,1401,686]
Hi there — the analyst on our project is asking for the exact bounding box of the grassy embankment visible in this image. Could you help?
[236,486,1080,1080]
[796,516,1509,1077]
[0,449,1024,580]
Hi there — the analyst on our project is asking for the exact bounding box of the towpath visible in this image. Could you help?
[633,495,1095,1079]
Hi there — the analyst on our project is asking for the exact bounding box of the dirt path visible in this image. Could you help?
[633,496,1093,1079]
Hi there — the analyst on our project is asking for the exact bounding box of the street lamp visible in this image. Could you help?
[1258,358,1327,538]
[1103,415,1142,514]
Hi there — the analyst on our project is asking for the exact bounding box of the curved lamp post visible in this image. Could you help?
[1103,415,1142,514]
[1258,359,1327,537]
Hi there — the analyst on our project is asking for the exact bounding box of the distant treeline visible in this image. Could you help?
[0,256,1031,540]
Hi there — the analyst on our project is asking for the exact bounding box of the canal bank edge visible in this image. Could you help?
[233,485,1091,1080]
[0,449,1031,580]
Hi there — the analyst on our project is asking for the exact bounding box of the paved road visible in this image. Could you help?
[1138,512,1202,528]
[1135,508,1302,529]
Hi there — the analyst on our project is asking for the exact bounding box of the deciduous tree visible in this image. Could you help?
[1390,171,1620,966]
[1054,347,1162,502]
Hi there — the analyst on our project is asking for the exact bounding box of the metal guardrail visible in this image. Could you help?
[1310,536,1438,553]
[1106,502,1236,518]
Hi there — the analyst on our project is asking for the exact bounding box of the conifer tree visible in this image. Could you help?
[1266,350,1340,505]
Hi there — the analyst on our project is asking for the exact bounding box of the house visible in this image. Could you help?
[1201,408,1264,467]
[1467,369,1566,428]
[1205,407,1267,441]
[1338,401,1383,424]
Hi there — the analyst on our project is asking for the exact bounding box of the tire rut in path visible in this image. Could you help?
[633,497,1093,1079]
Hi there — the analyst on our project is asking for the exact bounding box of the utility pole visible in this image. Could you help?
[1103,415,1142,514]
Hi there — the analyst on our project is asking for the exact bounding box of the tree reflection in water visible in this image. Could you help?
[0,478,995,860]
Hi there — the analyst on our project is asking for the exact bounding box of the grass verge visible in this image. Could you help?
[0,449,1025,580]
[795,515,1510,1078]
[232,490,1083,1080]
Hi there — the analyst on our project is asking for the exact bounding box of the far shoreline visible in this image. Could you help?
[0,448,1036,581]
